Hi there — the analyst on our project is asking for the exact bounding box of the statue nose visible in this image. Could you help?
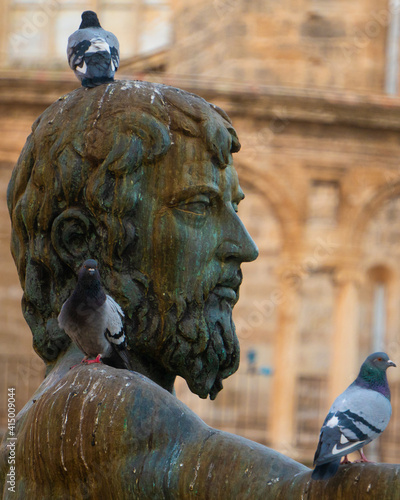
[217,240,259,262]
[216,214,259,263]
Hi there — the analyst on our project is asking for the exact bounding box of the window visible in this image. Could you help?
[307,179,340,226]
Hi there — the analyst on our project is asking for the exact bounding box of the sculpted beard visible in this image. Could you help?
[160,273,242,400]
[123,269,241,400]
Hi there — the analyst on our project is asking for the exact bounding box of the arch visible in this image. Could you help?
[350,180,400,248]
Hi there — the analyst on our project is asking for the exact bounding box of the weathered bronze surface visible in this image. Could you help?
[1,80,399,498]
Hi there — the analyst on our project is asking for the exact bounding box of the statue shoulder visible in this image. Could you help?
[25,364,205,437]
[2,364,209,497]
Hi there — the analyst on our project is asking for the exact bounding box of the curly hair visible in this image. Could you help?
[7,80,240,364]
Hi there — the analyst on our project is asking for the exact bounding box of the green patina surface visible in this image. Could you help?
[1,81,399,498]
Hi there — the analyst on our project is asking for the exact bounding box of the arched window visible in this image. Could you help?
[371,280,386,352]
[361,195,400,361]
[359,266,391,360]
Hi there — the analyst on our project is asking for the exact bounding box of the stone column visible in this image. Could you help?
[329,268,363,402]
[270,266,302,456]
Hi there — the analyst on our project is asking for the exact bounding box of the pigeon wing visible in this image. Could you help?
[314,386,392,466]
[104,31,119,72]
[67,38,91,70]
[103,295,124,343]
[102,295,132,370]
[110,46,119,73]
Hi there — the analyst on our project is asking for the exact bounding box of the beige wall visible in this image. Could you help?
[169,0,389,93]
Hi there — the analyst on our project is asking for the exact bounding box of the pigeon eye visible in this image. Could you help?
[377,357,382,361]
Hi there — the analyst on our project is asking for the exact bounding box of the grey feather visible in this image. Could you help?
[312,352,395,480]
[58,259,132,371]
[67,11,119,88]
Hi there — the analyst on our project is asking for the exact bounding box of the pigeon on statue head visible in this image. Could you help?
[67,11,119,88]
[312,352,396,480]
[58,259,132,371]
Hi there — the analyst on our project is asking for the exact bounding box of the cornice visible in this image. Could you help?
[1,71,400,131]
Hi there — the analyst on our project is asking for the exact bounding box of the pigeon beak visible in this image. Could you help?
[88,268,96,274]
[387,360,396,368]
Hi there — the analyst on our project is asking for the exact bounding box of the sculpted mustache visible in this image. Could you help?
[218,268,243,289]
[204,268,243,299]
[161,267,243,319]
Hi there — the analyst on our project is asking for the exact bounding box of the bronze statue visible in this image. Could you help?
[1,80,399,498]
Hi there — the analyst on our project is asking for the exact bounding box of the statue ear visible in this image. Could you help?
[51,209,96,269]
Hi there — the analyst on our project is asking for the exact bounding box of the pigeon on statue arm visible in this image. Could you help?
[67,11,119,88]
[312,352,396,480]
[58,259,132,371]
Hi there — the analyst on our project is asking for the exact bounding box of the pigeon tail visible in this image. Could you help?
[311,460,340,480]
[102,344,132,371]
[82,76,115,88]
[83,51,113,77]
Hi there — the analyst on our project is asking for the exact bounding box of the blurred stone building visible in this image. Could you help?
[1,0,400,464]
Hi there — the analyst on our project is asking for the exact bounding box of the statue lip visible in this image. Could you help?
[212,270,242,304]
[213,285,237,302]
[213,272,242,303]
[217,270,242,290]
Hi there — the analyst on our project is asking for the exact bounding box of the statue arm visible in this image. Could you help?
[124,374,400,499]
[124,379,307,498]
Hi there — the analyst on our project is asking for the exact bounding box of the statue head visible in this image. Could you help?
[7,80,258,399]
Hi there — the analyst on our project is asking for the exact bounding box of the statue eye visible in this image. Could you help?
[176,195,212,216]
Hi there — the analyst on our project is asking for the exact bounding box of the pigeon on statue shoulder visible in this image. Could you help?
[312,352,396,480]
[67,11,119,88]
[58,259,132,371]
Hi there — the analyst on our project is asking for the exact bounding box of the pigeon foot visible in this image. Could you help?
[340,455,352,464]
[69,356,89,369]
[353,449,374,463]
[84,354,103,364]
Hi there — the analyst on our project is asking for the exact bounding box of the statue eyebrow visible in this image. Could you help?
[167,184,220,204]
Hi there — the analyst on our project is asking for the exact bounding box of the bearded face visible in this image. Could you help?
[122,135,257,399]
[120,264,242,399]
